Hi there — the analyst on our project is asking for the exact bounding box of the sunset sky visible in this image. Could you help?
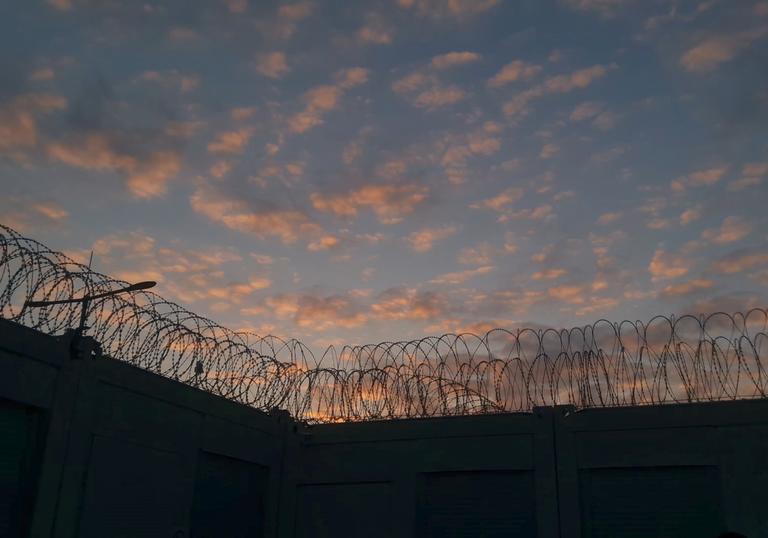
[1,0,767,352]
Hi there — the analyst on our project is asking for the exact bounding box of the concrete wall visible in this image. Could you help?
[2,318,768,538]
[0,319,289,538]
[291,401,768,538]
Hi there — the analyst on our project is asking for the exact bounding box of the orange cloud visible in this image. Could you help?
[392,71,466,109]
[597,212,621,225]
[47,134,180,199]
[311,183,428,224]
[660,279,714,298]
[371,287,448,320]
[413,85,466,109]
[288,69,368,133]
[487,60,541,88]
[431,51,481,70]
[680,27,768,73]
[190,183,321,243]
[532,268,567,280]
[0,93,67,161]
[406,225,457,252]
[207,128,253,154]
[701,216,751,244]
[648,249,689,281]
[307,234,341,252]
[503,64,613,117]
[429,265,494,284]
[712,250,768,274]
[679,207,701,225]
[548,285,586,304]
[470,187,524,212]
[256,52,289,78]
[457,241,496,265]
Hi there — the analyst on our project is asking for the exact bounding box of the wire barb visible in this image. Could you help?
[1,223,766,423]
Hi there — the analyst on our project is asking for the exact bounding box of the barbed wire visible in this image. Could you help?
[1,223,766,423]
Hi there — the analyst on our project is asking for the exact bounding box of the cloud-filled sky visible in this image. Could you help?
[1,0,767,353]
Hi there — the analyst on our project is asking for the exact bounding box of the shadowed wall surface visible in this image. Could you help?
[1,318,767,537]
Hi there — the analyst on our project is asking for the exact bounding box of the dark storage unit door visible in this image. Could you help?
[579,466,724,538]
[0,399,43,538]
[294,482,392,538]
[418,470,537,538]
[190,452,269,538]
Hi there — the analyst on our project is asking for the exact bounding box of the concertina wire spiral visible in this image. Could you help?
[1,223,766,423]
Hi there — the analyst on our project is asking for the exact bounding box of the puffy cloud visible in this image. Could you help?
[357,15,393,45]
[503,64,613,117]
[539,143,559,159]
[125,152,182,199]
[307,235,341,252]
[396,0,501,19]
[570,101,603,121]
[671,165,728,192]
[728,162,767,191]
[392,72,430,94]
[680,27,768,73]
[548,285,586,304]
[532,268,567,280]
[679,207,702,225]
[458,242,496,265]
[701,216,751,244]
[438,126,502,184]
[660,279,714,298]
[648,249,689,281]
[190,183,321,243]
[335,67,370,88]
[406,225,457,252]
[0,93,67,161]
[288,69,369,133]
[311,183,428,224]
[256,52,289,78]
[431,51,481,70]
[295,295,367,330]
[470,187,524,212]
[47,134,180,199]
[207,128,253,154]
[429,265,494,284]
[413,85,466,109]
[31,202,68,221]
[727,176,762,191]
[371,287,449,320]
[392,70,466,109]
[597,212,621,225]
[712,249,768,274]
[562,0,630,17]
[487,60,541,88]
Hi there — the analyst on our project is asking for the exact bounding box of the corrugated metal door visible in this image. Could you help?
[579,466,723,537]
[418,470,537,537]
[0,399,42,538]
[190,452,269,538]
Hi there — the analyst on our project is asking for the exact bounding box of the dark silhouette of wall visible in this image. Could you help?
[1,318,767,537]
